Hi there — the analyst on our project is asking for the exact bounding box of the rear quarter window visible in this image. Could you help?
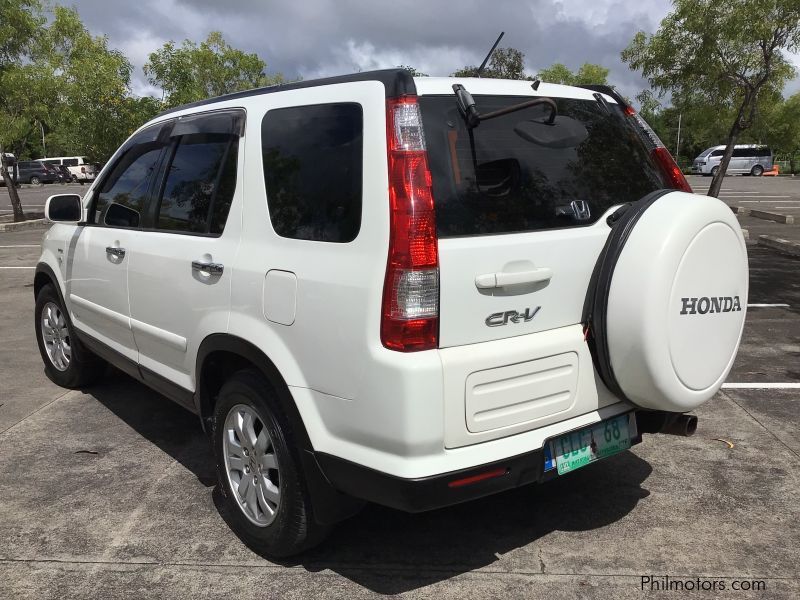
[262,103,363,243]
[420,95,668,237]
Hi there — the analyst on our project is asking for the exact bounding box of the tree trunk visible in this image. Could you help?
[0,145,25,222]
[707,120,742,198]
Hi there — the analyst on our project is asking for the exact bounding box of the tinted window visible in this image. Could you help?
[420,96,668,237]
[732,147,750,158]
[43,160,61,165]
[710,150,724,157]
[155,133,239,234]
[262,103,363,242]
[63,158,79,166]
[759,146,772,157]
[93,126,168,227]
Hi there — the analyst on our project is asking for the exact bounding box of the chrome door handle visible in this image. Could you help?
[475,267,553,289]
[105,246,125,258]
[192,260,224,275]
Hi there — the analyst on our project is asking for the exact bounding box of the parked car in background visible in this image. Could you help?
[55,165,73,183]
[42,156,98,184]
[691,144,773,176]
[17,160,59,185]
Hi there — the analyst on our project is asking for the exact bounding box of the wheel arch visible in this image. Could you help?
[195,333,364,524]
[34,263,65,305]
[194,334,312,450]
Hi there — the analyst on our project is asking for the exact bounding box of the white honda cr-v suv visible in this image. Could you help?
[35,69,748,556]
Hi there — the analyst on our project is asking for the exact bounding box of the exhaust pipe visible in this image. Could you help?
[636,411,698,437]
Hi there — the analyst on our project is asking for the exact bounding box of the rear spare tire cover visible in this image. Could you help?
[587,190,748,412]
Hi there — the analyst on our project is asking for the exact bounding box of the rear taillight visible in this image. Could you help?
[381,96,439,352]
[625,107,692,193]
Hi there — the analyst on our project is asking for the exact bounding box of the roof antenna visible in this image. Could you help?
[476,31,504,77]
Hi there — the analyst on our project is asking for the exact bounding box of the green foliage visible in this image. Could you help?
[0,4,158,164]
[536,62,610,85]
[398,65,428,77]
[0,0,43,67]
[450,46,609,88]
[145,31,283,108]
[452,47,527,79]
[622,0,800,194]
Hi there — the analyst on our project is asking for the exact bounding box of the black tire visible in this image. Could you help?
[711,166,719,177]
[71,175,78,183]
[34,283,105,388]
[212,369,330,557]
[751,165,764,177]
[29,176,41,185]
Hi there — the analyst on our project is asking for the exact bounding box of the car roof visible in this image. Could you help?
[155,68,618,120]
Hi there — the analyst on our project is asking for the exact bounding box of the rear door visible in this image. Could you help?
[126,109,244,393]
[419,93,670,349]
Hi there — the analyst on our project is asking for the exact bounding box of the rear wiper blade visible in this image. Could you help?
[452,83,557,129]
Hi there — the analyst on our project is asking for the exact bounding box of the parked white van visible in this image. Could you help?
[691,144,773,176]
[41,156,97,183]
[35,69,748,556]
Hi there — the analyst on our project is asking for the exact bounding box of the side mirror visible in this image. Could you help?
[45,194,83,223]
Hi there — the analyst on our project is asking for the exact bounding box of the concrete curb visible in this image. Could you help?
[758,235,800,258]
[748,209,794,224]
[0,219,49,232]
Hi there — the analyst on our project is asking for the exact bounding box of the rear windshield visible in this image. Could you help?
[419,95,668,237]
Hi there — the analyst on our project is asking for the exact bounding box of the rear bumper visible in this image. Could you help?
[316,414,643,513]
[316,447,550,512]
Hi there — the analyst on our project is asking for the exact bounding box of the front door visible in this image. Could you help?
[67,125,169,362]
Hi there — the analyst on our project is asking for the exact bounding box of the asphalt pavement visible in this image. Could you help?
[0,226,798,598]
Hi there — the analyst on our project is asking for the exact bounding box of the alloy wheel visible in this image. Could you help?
[41,302,71,371]
[223,404,281,526]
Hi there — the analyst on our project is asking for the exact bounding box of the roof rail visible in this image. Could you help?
[156,68,417,117]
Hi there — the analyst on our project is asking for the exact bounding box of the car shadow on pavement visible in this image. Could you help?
[293,450,652,594]
[89,368,217,487]
[89,368,653,595]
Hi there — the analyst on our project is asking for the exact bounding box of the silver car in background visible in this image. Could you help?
[692,144,773,176]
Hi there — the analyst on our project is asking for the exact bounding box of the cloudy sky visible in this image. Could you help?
[66,0,800,103]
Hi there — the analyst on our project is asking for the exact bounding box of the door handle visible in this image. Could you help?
[475,267,553,289]
[105,246,125,258]
[192,260,224,276]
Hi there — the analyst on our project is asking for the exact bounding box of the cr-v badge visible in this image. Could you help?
[485,307,541,327]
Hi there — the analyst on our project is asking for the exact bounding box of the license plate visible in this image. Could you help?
[546,414,635,475]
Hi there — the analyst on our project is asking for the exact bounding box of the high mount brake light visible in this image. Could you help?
[625,107,692,193]
[381,97,439,352]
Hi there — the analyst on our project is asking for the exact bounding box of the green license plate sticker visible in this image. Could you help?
[552,414,631,475]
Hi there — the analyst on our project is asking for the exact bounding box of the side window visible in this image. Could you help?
[262,103,363,243]
[63,158,79,167]
[93,125,169,228]
[711,150,724,157]
[732,148,748,158]
[155,133,239,234]
[759,147,771,157]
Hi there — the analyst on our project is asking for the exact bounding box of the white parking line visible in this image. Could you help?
[723,383,800,389]
[747,303,790,308]
[0,266,35,270]
[0,245,40,248]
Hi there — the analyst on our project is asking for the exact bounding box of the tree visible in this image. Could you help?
[0,0,44,221]
[536,62,610,85]
[765,93,800,172]
[398,65,428,77]
[145,31,283,108]
[452,47,526,79]
[623,0,800,197]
